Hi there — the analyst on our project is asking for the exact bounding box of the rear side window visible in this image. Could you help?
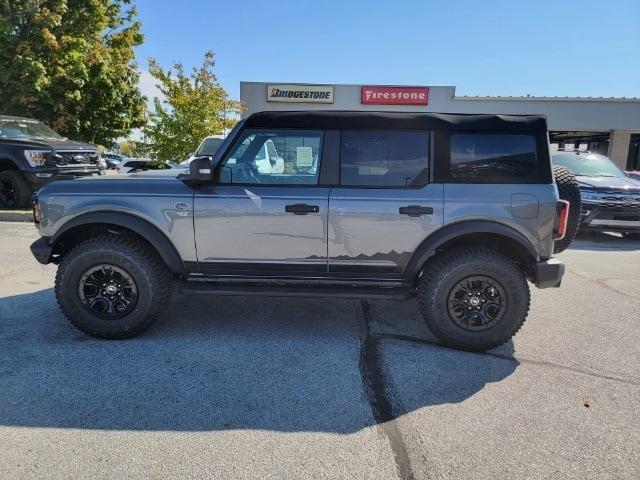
[450,133,538,182]
[340,130,429,187]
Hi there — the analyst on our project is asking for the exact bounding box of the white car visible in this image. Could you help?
[227,138,285,174]
[116,158,156,174]
[182,135,226,165]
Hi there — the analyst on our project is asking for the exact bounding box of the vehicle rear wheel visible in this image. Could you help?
[55,235,171,339]
[553,165,581,253]
[0,170,33,209]
[417,247,530,351]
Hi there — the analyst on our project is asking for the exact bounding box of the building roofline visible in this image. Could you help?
[455,95,640,103]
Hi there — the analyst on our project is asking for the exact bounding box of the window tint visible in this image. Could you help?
[219,129,323,185]
[340,130,429,187]
[450,133,537,181]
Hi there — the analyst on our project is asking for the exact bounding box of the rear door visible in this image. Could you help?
[328,130,444,278]
[194,128,330,276]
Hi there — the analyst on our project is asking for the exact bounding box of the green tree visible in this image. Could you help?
[0,0,146,145]
[145,51,242,162]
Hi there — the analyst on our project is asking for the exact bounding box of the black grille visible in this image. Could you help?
[55,151,99,165]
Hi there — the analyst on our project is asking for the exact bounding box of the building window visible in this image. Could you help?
[340,130,429,187]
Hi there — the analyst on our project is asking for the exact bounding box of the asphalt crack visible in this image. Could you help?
[359,300,416,480]
[378,332,640,387]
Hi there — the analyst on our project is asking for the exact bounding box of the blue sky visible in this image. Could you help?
[134,0,639,101]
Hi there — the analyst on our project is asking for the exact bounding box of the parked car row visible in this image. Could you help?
[0,115,106,208]
[552,149,640,240]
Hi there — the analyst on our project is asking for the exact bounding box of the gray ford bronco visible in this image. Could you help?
[30,111,574,351]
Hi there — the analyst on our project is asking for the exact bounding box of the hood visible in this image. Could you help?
[128,168,187,178]
[37,173,192,198]
[2,136,97,151]
[576,175,640,193]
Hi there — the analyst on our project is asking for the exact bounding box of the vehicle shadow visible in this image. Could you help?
[568,230,640,251]
[0,288,518,433]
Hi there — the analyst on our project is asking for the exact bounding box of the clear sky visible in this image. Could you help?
[134,0,639,102]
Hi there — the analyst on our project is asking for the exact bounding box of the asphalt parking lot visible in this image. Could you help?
[1,222,639,479]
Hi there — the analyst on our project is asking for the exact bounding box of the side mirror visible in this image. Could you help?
[187,156,213,182]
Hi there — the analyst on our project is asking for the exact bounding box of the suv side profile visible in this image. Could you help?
[30,111,568,351]
[0,115,105,208]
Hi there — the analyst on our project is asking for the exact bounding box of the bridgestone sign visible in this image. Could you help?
[267,84,334,104]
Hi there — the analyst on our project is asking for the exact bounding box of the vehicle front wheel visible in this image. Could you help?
[55,235,171,339]
[417,247,530,351]
[0,170,33,209]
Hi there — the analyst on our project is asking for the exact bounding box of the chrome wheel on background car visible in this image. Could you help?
[78,264,138,319]
[447,275,507,331]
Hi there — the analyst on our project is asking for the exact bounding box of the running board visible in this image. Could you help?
[180,280,412,300]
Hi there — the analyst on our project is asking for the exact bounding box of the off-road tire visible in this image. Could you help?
[0,170,33,209]
[417,247,530,352]
[553,165,581,253]
[55,234,171,339]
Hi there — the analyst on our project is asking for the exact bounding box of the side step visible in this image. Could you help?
[180,280,412,300]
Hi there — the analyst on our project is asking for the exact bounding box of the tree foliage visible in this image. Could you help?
[145,51,242,162]
[0,0,146,145]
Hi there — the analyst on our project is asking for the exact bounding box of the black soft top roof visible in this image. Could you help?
[244,111,548,132]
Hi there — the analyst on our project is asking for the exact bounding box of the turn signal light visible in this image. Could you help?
[554,200,570,240]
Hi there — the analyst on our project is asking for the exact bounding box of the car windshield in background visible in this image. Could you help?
[195,137,224,156]
[0,118,63,140]
[552,152,624,178]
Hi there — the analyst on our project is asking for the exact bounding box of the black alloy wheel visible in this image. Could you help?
[78,264,138,319]
[0,176,17,207]
[447,275,507,331]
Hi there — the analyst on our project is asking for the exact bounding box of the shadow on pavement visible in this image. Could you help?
[568,230,640,251]
[0,288,518,433]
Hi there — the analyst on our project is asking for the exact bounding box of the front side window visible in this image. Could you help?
[219,129,323,185]
[450,133,538,182]
[340,130,429,187]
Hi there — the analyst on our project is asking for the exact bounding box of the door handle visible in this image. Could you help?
[399,205,434,217]
[285,203,320,215]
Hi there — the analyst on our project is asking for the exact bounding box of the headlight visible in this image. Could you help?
[24,150,51,167]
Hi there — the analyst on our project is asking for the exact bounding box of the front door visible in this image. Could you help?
[328,130,444,278]
[194,128,329,276]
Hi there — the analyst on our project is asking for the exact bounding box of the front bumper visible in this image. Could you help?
[30,237,53,265]
[534,258,565,289]
[580,200,640,232]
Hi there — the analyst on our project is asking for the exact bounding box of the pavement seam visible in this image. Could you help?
[565,267,640,304]
[358,300,416,480]
[378,333,640,387]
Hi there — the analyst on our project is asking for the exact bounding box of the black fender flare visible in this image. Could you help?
[50,211,185,274]
[404,220,540,280]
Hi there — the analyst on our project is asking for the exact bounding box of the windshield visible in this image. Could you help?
[552,152,624,178]
[195,137,224,156]
[0,118,62,140]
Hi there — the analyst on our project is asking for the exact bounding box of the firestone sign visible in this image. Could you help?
[267,84,334,104]
[361,86,429,105]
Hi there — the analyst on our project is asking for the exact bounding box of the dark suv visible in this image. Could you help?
[0,115,105,208]
[30,111,572,351]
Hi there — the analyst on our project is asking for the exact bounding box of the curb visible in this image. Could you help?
[0,210,33,222]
